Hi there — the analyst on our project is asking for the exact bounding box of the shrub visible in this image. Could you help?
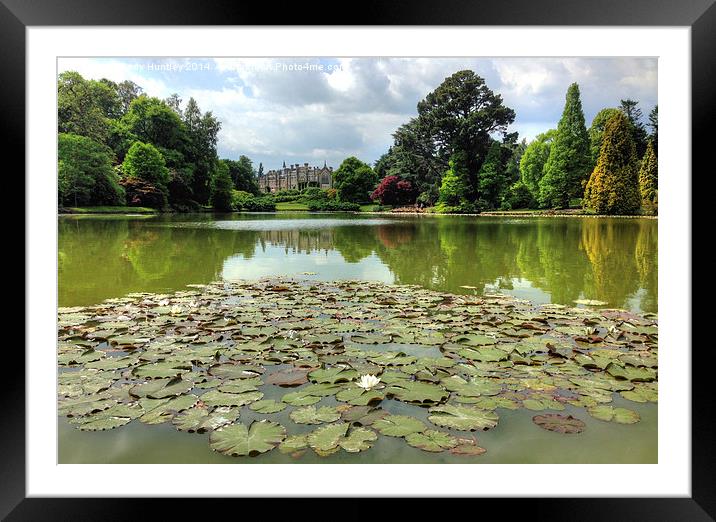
[231,190,276,212]
[119,177,167,208]
[301,187,328,201]
[500,180,536,210]
[370,175,417,206]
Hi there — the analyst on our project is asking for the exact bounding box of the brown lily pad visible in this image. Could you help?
[265,368,310,387]
[532,413,586,434]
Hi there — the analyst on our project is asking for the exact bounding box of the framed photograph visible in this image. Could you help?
[9,0,712,518]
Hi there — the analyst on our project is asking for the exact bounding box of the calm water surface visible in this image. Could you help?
[58,213,658,464]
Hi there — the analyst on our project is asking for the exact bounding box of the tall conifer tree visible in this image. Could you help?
[584,112,641,215]
[539,83,591,208]
[639,140,658,213]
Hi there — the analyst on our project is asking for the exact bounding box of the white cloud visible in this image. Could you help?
[60,57,658,168]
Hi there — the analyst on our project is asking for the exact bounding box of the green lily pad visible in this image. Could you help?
[278,434,309,454]
[209,420,286,457]
[427,404,498,431]
[339,427,377,452]
[132,361,192,379]
[139,394,199,425]
[587,405,640,424]
[307,422,349,454]
[290,405,343,424]
[620,384,658,403]
[335,386,386,406]
[405,430,458,452]
[249,400,287,414]
[309,367,359,384]
[372,415,426,437]
[129,376,193,399]
[200,390,264,408]
[386,381,448,405]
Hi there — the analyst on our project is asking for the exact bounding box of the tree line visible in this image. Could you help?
[58,69,657,215]
[58,71,261,211]
[366,71,658,215]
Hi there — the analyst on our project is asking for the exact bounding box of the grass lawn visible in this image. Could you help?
[62,206,159,214]
[275,202,309,211]
[359,204,382,212]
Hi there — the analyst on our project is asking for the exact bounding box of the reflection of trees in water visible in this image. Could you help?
[634,220,658,312]
[58,218,258,306]
[515,220,590,305]
[59,216,658,313]
[580,219,640,309]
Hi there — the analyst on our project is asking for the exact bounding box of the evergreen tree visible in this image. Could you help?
[438,152,468,206]
[476,141,506,209]
[520,129,556,200]
[638,140,658,213]
[648,105,658,154]
[539,83,591,208]
[619,99,649,159]
[584,112,641,215]
[588,108,621,168]
[210,161,234,211]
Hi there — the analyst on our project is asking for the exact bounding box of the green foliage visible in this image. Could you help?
[619,99,649,159]
[58,133,124,207]
[539,83,591,208]
[333,157,378,204]
[588,108,621,168]
[476,141,507,209]
[648,105,658,155]
[416,70,516,199]
[501,180,536,210]
[638,141,658,214]
[584,112,641,215]
[520,130,555,199]
[122,96,186,155]
[306,200,360,212]
[222,156,258,194]
[438,152,468,206]
[210,161,234,211]
[270,190,303,202]
[231,191,276,212]
[58,71,113,142]
[122,142,170,189]
[301,187,328,201]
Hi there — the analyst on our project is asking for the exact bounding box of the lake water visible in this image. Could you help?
[58,213,658,463]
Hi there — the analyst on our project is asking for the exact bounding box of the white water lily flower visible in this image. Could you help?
[158,299,170,306]
[356,374,381,390]
[169,305,183,316]
[584,326,597,336]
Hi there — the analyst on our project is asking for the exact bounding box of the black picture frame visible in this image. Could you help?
[6,0,712,519]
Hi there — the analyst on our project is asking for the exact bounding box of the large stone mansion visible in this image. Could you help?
[258,161,334,192]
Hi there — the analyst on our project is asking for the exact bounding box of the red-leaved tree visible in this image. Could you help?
[370,176,416,206]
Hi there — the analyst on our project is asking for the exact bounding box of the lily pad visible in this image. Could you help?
[405,430,458,452]
[209,420,286,457]
[290,405,343,425]
[200,390,264,408]
[532,414,586,434]
[386,381,448,405]
[339,427,377,453]
[427,404,499,431]
[372,415,426,437]
[307,422,349,454]
[249,400,287,414]
[587,405,640,424]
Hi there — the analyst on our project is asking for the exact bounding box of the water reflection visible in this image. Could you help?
[59,214,657,313]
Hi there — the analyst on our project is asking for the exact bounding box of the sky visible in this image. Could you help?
[58,57,657,171]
